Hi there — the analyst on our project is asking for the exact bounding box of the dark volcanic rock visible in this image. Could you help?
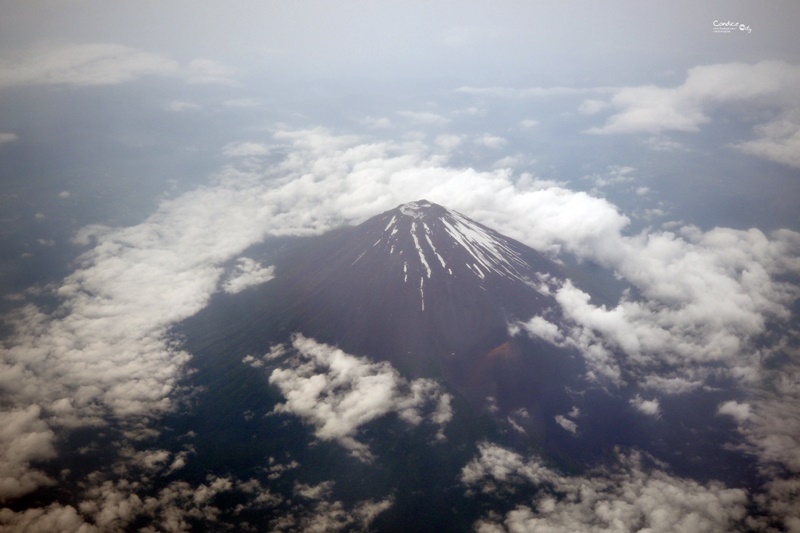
[271,200,579,397]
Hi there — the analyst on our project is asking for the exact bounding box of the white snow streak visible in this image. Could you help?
[423,230,447,269]
[376,203,527,288]
[440,212,526,281]
[411,222,432,279]
[352,251,366,265]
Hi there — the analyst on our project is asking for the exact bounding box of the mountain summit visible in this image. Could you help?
[352,199,538,310]
[272,200,578,395]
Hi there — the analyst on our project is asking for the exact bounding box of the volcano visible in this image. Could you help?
[171,200,761,531]
[219,200,587,409]
[184,200,587,410]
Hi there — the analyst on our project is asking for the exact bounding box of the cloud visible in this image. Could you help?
[0,503,97,533]
[0,424,262,531]
[729,357,800,478]
[396,110,450,126]
[0,406,56,501]
[222,257,275,294]
[360,116,393,129]
[454,106,486,118]
[583,165,635,189]
[4,130,799,405]
[462,442,748,532]
[643,136,687,152]
[167,100,201,112]
[508,220,800,388]
[0,44,179,88]
[0,43,235,89]
[222,98,262,108]
[434,134,463,151]
[0,163,283,496]
[630,395,661,417]
[265,457,299,480]
[492,154,532,170]
[185,58,237,85]
[76,475,236,531]
[0,132,17,146]
[271,481,392,532]
[0,436,386,533]
[474,133,507,149]
[578,98,611,115]
[584,61,800,168]
[222,141,272,158]
[510,315,564,345]
[456,86,615,98]
[554,414,578,435]
[736,115,800,168]
[751,477,800,532]
[718,400,751,423]
[269,335,452,461]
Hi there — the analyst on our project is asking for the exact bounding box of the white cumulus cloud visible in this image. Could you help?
[630,395,661,417]
[222,257,275,294]
[269,335,452,461]
[584,61,800,168]
[462,442,748,532]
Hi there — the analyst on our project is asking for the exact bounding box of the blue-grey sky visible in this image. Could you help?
[2,0,798,82]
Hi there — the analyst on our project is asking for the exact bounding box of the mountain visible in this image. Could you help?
[171,200,596,526]
[256,200,585,407]
[170,200,760,531]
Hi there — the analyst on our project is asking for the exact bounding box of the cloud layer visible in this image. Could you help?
[0,125,797,526]
[512,223,799,389]
[462,442,748,533]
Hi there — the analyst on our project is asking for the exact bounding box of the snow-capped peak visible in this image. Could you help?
[354,201,538,310]
[398,199,434,219]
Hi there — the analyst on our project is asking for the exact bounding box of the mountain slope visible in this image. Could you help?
[272,200,578,392]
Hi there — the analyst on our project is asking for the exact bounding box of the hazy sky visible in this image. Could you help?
[1,1,799,531]
[2,0,798,85]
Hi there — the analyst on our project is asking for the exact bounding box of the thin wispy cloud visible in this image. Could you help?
[0,43,236,90]
[456,86,617,98]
